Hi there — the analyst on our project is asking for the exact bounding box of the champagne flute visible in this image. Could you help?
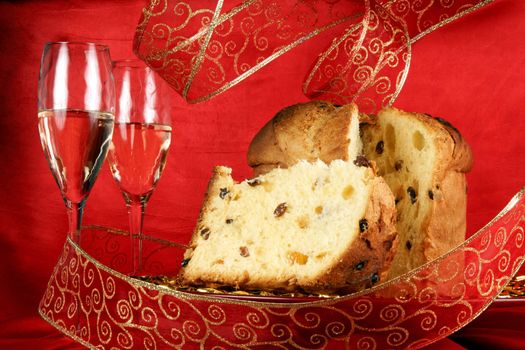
[107,59,172,274]
[38,42,115,243]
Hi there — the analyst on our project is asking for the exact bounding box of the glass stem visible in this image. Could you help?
[127,201,145,275]
[66,200,85,244]
[66,200,85,335]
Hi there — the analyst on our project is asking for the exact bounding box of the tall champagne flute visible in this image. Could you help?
[38,42,115,243]
[107,60,172,274]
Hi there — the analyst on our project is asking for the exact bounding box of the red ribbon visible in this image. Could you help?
[134,0,495,112]
[38,189,525,349]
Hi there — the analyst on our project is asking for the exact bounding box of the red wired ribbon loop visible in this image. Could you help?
[133,0,494,111]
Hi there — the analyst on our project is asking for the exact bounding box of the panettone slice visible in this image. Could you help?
[180,159,397,294]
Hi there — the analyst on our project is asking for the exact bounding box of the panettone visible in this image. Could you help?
[247,101,473,279]
[180,101,472,293]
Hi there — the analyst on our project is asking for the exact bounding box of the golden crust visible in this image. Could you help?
[422,113,471,264]
[424,171,467,261]
[248,101,358,176]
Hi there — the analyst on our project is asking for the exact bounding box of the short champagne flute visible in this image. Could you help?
[107,59,172,275]
[38,42,115,243]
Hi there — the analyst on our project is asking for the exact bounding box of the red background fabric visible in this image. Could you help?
[0,0,524,348]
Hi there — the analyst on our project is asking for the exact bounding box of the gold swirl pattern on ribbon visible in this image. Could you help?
[134,0,494,112]
[39,188,525,349]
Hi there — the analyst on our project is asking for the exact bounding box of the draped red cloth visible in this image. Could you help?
[0,0,524,348]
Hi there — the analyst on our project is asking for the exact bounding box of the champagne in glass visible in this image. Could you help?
[109,122,171,204]
[107,60,172,274]
[38,42,115,243]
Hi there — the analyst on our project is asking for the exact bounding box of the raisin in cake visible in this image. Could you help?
[361,107,473,278]
[247,101,473,279]
[248,101,363,176]
[180,160,397,294]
